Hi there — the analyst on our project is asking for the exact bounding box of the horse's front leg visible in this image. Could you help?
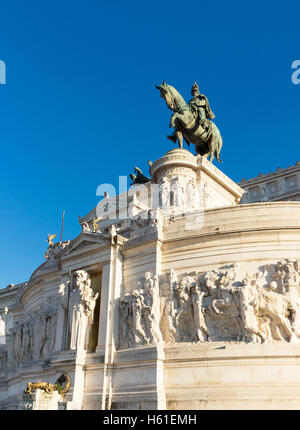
[167,130,183,147]
[177,131,183,149]
[167,114,181,145]
[169,113,178,129]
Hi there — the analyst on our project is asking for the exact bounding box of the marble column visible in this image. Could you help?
[95,243,123,409]
[54,276,70,352]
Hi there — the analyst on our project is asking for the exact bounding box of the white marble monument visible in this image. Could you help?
[2,149,300,409]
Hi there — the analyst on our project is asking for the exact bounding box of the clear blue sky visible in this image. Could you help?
[0,0,299,287]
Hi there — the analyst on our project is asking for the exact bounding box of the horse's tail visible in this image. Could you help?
[211,123,223,163]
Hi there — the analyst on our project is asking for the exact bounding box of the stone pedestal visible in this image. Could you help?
[18,389,63,410]
[164,342,300,410]
[150,149,244,210]
[197,154,245,207]
[151,149,198,183]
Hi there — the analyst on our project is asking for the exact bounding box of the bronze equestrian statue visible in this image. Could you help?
[156,81,223,163]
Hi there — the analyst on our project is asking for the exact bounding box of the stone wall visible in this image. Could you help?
[238,161,300,203]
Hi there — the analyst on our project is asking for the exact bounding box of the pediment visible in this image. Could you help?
[28,233,111,284]
[61,232,112,256]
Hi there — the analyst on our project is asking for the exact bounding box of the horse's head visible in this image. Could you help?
[156,81,176,111]
[156,81,187,112]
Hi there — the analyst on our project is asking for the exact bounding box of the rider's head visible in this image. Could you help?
[191,82,200,96]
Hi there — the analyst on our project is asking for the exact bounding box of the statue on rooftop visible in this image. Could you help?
[130,167,151,185]
[91,217,103,233]
[46,234,56,247]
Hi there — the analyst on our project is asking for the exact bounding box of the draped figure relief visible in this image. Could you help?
[4,269,98,372]
[119,272,162,348]
[0,349,6,379]
[68,270,98,351]
[6,307,55,371]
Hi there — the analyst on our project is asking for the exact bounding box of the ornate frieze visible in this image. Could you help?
[119,260,300,348]
[119,272,162,348]
[129,210,163,240]
[5,301,58,371]
[3,269,99,376]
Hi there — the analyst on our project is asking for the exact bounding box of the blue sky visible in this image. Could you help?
[0,0,299,287]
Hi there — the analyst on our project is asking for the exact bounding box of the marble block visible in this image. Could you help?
[18,389,63,410]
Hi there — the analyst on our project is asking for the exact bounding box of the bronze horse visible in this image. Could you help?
[156,81,222,163]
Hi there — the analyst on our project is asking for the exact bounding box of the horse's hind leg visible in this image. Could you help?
[205,136,213,162]
[208,142,214,162]
[216,136,223,163]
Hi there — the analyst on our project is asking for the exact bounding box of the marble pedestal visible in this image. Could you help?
[111,343,300,410]
[18,389,63,410]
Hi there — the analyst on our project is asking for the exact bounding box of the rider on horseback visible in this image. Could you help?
[156,80,223,162]
[188,82,215,134]
[167,82,215,144]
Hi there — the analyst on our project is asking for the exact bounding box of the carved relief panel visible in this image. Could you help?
[119,260,300,349]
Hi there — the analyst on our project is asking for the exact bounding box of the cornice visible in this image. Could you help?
[238,162,300,187]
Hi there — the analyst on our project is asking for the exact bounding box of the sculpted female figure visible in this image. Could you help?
[6,327,16,370]
[69,270,98,351]
[143,273,163,344]
[33,311,47,360]
[190,284,209,342]
[131,290,148,345]
[119,294,133,348]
